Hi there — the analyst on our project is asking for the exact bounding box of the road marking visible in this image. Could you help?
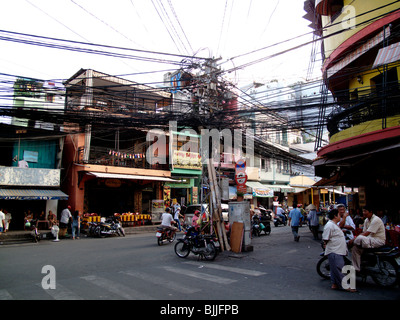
[162,266,237,285]
[40,283,84,300]
[121,270,201,294]
[80,275,153,300]
[0,289,13,300]
[183,261,267,276]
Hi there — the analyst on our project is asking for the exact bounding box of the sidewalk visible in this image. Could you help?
[0,224,159,245]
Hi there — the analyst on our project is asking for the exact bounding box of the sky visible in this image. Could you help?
[0,0,321,88]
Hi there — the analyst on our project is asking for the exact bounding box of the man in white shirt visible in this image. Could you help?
[337,204,356,242]
[0,208,5,233]
[161,208,177,233]
[349,206,386,272]
[322,209,350,291]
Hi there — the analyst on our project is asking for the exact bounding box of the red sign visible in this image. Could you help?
[235,171,247,185]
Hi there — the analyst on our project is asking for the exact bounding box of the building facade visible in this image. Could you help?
[306,0,400,217]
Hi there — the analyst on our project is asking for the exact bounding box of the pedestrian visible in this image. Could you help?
[60,205,72,237]
[71,210,80,239]
[4,209,11,232]
[348,206,386,272]
[288,204,303,241]
[0,208,5,233]
[172,200,182,231]
[322,209,354,292]
[307,204,319,240]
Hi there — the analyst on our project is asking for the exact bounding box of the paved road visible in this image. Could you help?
[0,224,399,303]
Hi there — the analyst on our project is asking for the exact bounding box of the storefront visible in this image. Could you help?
[0,188,68,230]
[245,181,274,208]
[75,170,176,220]
[169,130,202,207]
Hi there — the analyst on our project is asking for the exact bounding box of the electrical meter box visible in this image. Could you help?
[228,201,252,249]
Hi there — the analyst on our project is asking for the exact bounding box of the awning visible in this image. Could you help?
[271,184,295,193]
[87,172,178,182]
[245,181,295,193]
[327,27,389,78]
[245,181,265,189]
[373,41,400,69]
[0,189,69,200]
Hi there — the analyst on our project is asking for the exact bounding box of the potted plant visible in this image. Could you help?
[236,191,244,202]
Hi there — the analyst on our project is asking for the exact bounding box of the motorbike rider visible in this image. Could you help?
[276,205,287,224]
[160,208,177,236]
[348,206,386,272]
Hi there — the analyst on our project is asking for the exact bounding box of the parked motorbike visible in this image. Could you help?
[156,226,177,245]
[316,245,400,287]
[259,211,272,235]
[96,217,125,238]
[88,221,100,237]
[174,226,218,261]
[251,215,261,237]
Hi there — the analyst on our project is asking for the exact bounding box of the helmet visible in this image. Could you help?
[194,210,200,215]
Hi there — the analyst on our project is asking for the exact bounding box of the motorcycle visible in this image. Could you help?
[174,226,218,261]
[251,215,261,237]
[156,226,177,245]
[273,214,287,227]
[96,217,125,238]
[259,211,272,235]
[316,245,400,287]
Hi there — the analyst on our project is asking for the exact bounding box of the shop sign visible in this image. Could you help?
[173,150,202,170]
[252,188,274,198]
[105,179,121,188]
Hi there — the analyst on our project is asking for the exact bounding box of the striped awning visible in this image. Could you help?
[87,172,178,182]
[372,42,400,69]
[0,189,69,200]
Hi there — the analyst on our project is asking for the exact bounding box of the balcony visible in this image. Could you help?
[76,146,169,171]
[327,85,400,142]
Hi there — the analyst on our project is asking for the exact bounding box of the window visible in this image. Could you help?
[330,0,344,22]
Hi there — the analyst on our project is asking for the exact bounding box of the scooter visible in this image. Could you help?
[251,215,261,237]
[156,226,176,245]
[273,214,287,227]
[259,211,272,235]
[174,226,218,261]
[316,245,400,287]
[96,217,125,238]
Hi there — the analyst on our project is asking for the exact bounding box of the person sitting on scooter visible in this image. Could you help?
[276,205,287,224]
[348,206,386,272]
[160,208,177,236]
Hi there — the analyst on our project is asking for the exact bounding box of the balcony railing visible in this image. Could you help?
[327,85,400,136]
[76,146,169,171]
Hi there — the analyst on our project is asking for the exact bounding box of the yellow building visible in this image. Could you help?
[305,0,400,218]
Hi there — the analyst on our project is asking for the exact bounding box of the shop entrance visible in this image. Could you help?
[0,199,46,230]
[85,179,135,217]
[170,188,188,206]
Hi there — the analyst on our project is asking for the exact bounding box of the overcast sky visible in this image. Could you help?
[0,0,321,86]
